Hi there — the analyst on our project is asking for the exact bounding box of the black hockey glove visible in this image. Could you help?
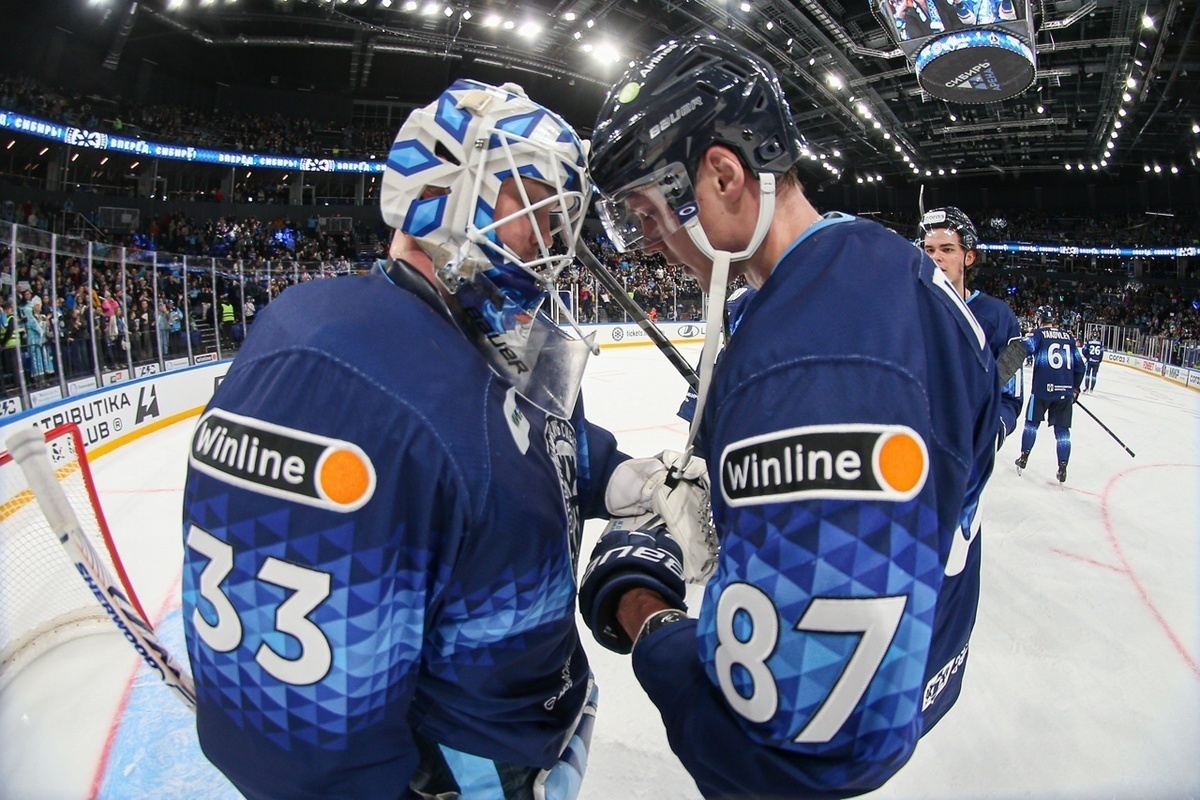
[578,518,687,654]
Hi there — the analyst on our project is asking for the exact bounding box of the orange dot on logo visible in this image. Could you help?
[877,432,925,493]
[319,449,370,506]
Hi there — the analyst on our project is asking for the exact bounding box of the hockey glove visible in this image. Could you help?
[578,517,687,654]
[604,450,718,584]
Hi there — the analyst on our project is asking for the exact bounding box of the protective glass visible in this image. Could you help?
[595,162,696,252]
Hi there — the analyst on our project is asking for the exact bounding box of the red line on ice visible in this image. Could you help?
[1099,463,1200,680]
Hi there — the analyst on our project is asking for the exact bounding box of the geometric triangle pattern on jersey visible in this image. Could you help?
[698,494,941,791]
[183,489,426,748]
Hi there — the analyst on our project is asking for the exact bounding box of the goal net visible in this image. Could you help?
[0,424,146,692]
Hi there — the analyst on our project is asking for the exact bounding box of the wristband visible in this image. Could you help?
[634,608,688,649]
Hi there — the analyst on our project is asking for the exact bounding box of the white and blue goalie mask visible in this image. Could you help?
[381,79,590,310]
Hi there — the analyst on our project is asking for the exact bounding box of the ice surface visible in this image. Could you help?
[2,345,1196,799]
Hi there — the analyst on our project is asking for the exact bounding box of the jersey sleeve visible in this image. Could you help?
[183,355,471,800]
[632,359,963,797]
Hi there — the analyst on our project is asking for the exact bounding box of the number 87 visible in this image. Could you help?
[713,583,907,744]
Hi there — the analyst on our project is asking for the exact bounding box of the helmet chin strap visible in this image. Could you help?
[680,172,776,460]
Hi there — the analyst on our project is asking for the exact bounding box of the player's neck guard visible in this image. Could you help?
[448,270,594,419]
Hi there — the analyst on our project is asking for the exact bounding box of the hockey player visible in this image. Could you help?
[181,80,706,800]
[578,35,999,798]
[1014,306,1085,482]
[1082,334,1105,392]
[920,206,1023,445]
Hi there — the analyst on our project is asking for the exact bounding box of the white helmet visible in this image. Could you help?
[381,79,590,308]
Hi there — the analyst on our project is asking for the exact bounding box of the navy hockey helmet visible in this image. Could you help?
[919,206,978,251]
[1036,305,1056,324]
[589,34,808,252]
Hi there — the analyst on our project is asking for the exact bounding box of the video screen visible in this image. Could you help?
[879,0,1024,42]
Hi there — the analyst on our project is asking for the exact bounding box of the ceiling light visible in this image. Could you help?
[572,30,581,39]
[1076,163,1084,170]
[832,149,841,158]
[443,6,452,16]
[765,21,773,30]
[403,0,417,9]
[38,147,48,156]
[1065,164,1073,170]
[502,19,515,29]
[1143,164,1151,172]
[380,0,391,6]
[461,9,470,19]
[482,13,499,25]
[1171,165,1179,174]
[1126,76,1137,88]
[938,168,945,175]
[1153,164,1162,173]
[1100,159,1107,167]
[1118,108,1127,117]
[826,73,843,90]
[1091,164,1099,170]
[1141,14,1153,28]
[563,11,576,21]
[585,18,594,28]
[740,2,751,11]
[1114,120,1122,129]
[420,2,438,14]
[1122,92,1132,102]
[1036,105,1044,113]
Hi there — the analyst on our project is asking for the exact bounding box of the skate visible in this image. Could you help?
[1056,462,1068,484]
[1015,450,1029,474]
[998,0,1017,20]
[955,0,977,24]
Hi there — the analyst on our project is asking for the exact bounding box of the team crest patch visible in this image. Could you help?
[190,409,376,512]
[719,424,928,505]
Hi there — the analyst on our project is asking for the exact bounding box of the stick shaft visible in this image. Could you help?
[6,426,198,709]
[1075,399,1136,457]
[577,242,700,390]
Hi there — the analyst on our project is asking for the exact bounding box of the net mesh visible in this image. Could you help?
[0,425,139,690]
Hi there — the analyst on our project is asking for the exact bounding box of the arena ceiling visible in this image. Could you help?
[9,0,1200,186]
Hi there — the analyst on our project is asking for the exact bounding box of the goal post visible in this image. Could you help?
[0,424,195,708]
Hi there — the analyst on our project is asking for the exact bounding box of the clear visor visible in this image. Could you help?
[595,162,696,252]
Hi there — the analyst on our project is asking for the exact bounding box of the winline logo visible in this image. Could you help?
[190,409,376,512]
[720,424,928,505]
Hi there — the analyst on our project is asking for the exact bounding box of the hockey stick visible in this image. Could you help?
[1074,399,1136,458]
[5,426,198,710]
[576,241,700,391]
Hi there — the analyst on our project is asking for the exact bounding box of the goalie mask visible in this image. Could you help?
[381,79,590,310]
[919,206,978,251]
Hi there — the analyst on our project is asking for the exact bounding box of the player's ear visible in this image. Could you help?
[964,249,977,267]
[701,145,744,198]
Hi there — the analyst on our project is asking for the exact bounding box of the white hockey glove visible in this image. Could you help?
[604,450,718,584]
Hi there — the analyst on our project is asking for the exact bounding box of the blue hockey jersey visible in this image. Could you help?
[965,289,1023,439]
[182,265,624,799]
[1083,338,1105,365]
[632,216,999,798]
[1022,326,1085,401]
